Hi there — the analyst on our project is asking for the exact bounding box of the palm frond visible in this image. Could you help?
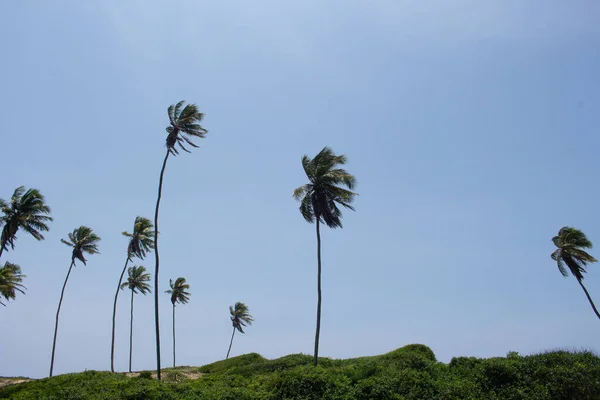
[294,147,357,229]
[165,101,208,156]
[0,262,26,305]
[166,277,191,305]
[62,226,101,265]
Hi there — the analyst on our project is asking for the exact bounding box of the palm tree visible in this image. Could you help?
[551,226,600,320]
[0,262,26,306]
[111,217,154,372]
[165,277,191,368]
[153,101,207,379]
[293,147,357,366]
[0,186,53,259]
[49,226,100,377]
[120,266,151,373]
[226,302,254,359]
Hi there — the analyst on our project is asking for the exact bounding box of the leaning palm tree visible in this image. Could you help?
[0,186,53,259]
[293,146,357,366]
[49,226,100,377]
[551,226,600,320]
[153,101,207,379]
[226,302,254,359]
[120,266,151,373]
[110,217,154,372]
[165,277,191,368]
[0,262,26,306]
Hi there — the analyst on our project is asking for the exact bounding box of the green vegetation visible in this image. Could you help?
[3,344,600,399]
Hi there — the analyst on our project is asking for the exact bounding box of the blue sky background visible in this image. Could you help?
[1,0,599,379]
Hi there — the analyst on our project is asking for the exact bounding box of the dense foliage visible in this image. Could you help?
[3,344,599,399]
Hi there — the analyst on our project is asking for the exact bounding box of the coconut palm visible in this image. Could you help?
[120,266,151,372]
[49,226,100,377]
[111,217,154,372]
[0,186,53,259]
[293,147,357,366]
[165,277,191,368]
[0,262,26,306]
[226,302,254,359]
[551,226,600,320]
[153,101,207,379]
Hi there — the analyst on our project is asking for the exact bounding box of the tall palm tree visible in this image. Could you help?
[111,217,154,372]
[551,226,600,320]
[120,266,151,373]
[153,101,207,379]
[226,302,254,360]
[293,146,357,366]
[0,186,53,259]
[165,277,190,368]
[49,226,100,377]
[0,262,26,306]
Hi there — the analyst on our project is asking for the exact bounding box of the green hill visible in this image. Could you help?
[2,344,599,399]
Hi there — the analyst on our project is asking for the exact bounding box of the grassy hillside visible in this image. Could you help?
[1,344,599,399]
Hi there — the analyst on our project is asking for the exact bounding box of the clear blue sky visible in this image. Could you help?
[1,1,599,379]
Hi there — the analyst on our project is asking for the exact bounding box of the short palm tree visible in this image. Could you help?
[293,146,357,366]
[120,265,151,373]
[111,217,154,372]
[153,101,207,379]
[551,226,600,320]
[0,186,53,259]
[49,226,100,377]
[0,262,26,306]
[226,302,254,359]
[165,277,191,368]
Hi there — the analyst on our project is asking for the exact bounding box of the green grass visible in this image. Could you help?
[2,344,599,399]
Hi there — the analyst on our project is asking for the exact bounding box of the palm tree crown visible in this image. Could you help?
[0,186,53,254]
[166,277,191,306]
[121,266,152,294]
[61,226,101,265]
[166,101,208,156]
[293,146,357,228]
[122,217,155,260]
[551,226,597,281]
[230,302,254,334]
[0,262,26,306]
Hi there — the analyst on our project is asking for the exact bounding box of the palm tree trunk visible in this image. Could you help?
[313,218,322,367]
[153,150,170,380]
[172,304,176,368]
[129,289,134,373]
[0,244,5,260]
[226,326,236,359]
[577,278,600,320]
[49,259,75,377]
[111,256,130,372]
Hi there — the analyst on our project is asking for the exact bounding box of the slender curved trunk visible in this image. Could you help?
[111,256,130,372]
[0,244,5,260]
[172,303,176,368]
[577,278,600,320]
[313,218,322,367]
[154,150,170,380]
[129,289,134,372]
[49,259,75,377]
[226,326,236,359]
